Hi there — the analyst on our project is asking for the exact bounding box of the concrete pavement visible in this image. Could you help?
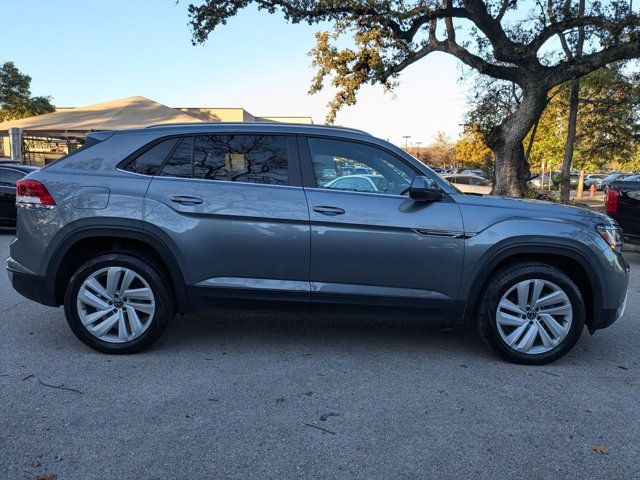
[1,232,638,479]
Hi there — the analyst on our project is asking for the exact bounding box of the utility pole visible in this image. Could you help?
[402,135,411,150]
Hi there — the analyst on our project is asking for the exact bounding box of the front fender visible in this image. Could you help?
[460,218,607,324]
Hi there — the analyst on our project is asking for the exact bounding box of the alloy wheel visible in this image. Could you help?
[76,266,156,343]
[495,279,573,355]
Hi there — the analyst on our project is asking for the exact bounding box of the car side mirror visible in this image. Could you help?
[409,176,442,202]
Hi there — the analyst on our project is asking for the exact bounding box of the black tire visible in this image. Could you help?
[477,262,585,365]
[64,253,175,354]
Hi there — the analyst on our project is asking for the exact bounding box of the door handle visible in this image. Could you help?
[170,195,203,205]
[313,205,345,216]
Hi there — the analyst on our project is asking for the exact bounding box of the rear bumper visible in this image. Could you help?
[7,268,58,307]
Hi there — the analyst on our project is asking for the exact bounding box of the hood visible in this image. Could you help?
[453,194,612,232]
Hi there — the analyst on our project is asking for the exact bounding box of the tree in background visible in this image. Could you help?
[0,62,54,122]
[424,131,456,168]
[464,66,640,187]
[455,125,492,172]
[188,0,640,197]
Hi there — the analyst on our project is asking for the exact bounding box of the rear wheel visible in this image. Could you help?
[477,263,585,364]
[64,253,174,354]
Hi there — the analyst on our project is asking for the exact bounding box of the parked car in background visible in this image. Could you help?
[528,171,580,190]
[0,164,39,227]
[606,177,640,244]
[7,123,629,364]
[443,174,492,195]
[461,169,485,177]
[317,167,337,183]
[600,173,630,192]
[353,166,374,175]
[0,159,24,166]
[583,174,608,189]
[325,174,392,193]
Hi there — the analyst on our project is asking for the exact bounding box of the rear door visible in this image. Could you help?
[0,168,24,225]
[300,136,464,316]
[143,133,311,305]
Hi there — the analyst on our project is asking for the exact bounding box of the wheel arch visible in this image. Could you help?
[45,220,189,312]
[463,240,604,331]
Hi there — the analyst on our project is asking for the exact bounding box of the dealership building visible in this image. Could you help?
[0,96,312,165]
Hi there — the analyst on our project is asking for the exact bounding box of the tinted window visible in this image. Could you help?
[126,138,179,175]
[0,168,24,186]
[454,177,470,185]
[308,138,415,195]
[160,137,193,178]
[193,135,288,185]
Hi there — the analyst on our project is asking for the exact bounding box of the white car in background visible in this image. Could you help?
[325,174,391,193]
[443,174,493,195]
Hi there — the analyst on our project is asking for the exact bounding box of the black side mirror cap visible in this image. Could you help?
[409,176,442,203]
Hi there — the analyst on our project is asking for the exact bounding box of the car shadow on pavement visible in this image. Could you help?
[153,310,495,360]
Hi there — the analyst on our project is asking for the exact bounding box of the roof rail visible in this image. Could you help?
[143,121,371,135]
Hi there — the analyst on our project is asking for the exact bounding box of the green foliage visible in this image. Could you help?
[455,125,493,169]
[0,61,55,122]
[467,66,640,172]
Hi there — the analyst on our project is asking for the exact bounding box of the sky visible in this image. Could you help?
[1,0,470,146]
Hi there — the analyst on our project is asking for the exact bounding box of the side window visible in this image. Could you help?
[307,138,416,195]
[0,169,24,186]
[160,137,193,178]
[193,134,288,185]
[446,177,458,184]
[125,138,179,175]
[455,177,470,185]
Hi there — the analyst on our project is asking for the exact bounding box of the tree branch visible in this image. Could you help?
[546,41,640,86]
[529,15,640,53]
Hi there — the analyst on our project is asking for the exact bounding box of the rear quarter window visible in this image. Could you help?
[124,138,180,175]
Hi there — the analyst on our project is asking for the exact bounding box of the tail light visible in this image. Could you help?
[605,189,619,214]
[16,179,56,208]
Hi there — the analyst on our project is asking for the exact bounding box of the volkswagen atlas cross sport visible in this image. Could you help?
[7,123,629,364]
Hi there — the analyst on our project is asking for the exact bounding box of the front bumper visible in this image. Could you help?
[589,252,630,332]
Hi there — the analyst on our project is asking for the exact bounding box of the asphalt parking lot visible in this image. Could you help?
[1,232,639,480]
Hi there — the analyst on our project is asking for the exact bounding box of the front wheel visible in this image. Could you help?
[64,253,175,354]
[477,263,585,364]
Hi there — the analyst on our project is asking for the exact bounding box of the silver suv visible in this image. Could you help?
[7,123,629,363]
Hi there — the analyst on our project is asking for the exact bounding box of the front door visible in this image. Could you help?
[144,133,310,305]
[300,136,464,316]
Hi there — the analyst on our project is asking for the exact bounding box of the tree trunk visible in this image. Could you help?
[559,0,585,204]
[560,78,580,204]
[491,138,530,196]
[488,89,549,197]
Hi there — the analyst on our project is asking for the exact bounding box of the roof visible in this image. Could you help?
[139,121,370,136]
[0,96,203,134]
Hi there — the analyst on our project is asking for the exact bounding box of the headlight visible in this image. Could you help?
[597,225,624,252]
